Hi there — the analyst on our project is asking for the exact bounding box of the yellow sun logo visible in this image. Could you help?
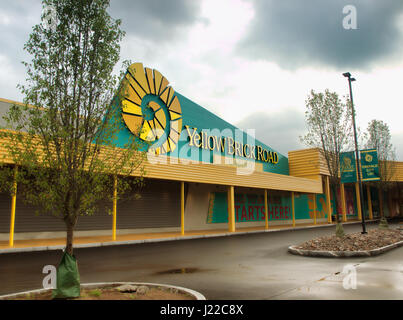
[365,154,373,162]
[119,62,182,155]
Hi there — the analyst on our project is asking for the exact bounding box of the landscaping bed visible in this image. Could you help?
[288,228,403,257]
[295,228,403,252]
[1,283,202,300]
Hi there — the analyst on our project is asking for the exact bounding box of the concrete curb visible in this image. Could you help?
[288,239,403,258]
[0,220,376,255]
[0,282,206,300]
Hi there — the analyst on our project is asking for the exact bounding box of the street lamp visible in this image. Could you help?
[343,72,367,234]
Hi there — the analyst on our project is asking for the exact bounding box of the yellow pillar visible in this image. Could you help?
[112,175,117,241]
[355,182,362,220]
[181,181,185,236]
[9,166,18,247]
[367,185,373,220]
[313,194,317,225]
[227,186,235,232]
[291,192,295,227]
[264,190,269,230]
[340,183,347,222]
[325,176,332,223]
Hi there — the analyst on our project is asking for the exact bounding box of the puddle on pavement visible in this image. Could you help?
[154,267,201,275]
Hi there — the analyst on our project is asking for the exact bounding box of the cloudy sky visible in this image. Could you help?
[1,0,402,160]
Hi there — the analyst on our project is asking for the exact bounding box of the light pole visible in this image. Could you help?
[343,72,367,234]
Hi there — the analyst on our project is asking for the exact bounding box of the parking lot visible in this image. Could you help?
[1,222,402,299]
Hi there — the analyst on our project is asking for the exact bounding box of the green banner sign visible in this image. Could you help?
[340,151,357,183]
[360,149,380,181]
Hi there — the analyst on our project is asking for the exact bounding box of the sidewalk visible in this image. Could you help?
[0,220,368,254]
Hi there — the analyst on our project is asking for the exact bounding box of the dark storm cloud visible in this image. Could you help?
[238,0,403,70]
[108,0,202,41]
[0,0,201,60]
[0,0,201,100]
[236,108,307,156]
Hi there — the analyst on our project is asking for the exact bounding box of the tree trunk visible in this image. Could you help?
[387,192,391,217]
[66,222,74,255]
[378,187,384,218]
[398,183,402,216]
[331,183,340,223]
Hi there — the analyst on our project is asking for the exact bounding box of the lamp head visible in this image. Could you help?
[351,78,356,82]
[343,72,351,78]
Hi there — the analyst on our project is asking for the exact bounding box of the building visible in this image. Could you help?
[0,63,402,244]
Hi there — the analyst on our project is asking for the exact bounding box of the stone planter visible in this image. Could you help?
[288,239,403,258]
[0,282,206,300]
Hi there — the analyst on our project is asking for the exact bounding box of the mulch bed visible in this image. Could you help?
[4,285,196,300]
[295,228,403,252]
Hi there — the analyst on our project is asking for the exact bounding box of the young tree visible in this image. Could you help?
[0,0,145,297]
[365,119,397,218]
[300,89,354,236]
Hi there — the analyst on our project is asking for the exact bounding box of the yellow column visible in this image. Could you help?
[355,182,362,220]
[313,194,317,225]
[112,175,117,241]
[227,186,235,232]
[9,166,18,247]
[264,190,269,230]
[181,181,185,236]
[340,183,347,222]
[367,185,373,220]
[291,192,295,227]
[227,189,231,228]
[325,176,332,223]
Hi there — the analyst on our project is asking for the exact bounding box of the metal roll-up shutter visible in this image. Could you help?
[0,193,11,233]
[1,191,112,233]
[8,196,112,233]
[1,178,180,233]
[7,192,65,232]
[1,191,65,233]
[75,200,112,231]
[116,179,181,229]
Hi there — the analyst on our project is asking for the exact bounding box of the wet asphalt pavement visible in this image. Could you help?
[0,222,402,299]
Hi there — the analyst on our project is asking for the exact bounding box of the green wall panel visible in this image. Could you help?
[206,191,341,223]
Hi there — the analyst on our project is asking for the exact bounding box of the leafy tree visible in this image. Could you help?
[0,0,145,296]
[365,119,396,217]
[300,89,354,236]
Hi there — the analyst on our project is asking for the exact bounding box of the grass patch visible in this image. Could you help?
[88,289,102,297]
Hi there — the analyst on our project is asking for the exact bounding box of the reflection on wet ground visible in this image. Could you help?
[154,268,201,275]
